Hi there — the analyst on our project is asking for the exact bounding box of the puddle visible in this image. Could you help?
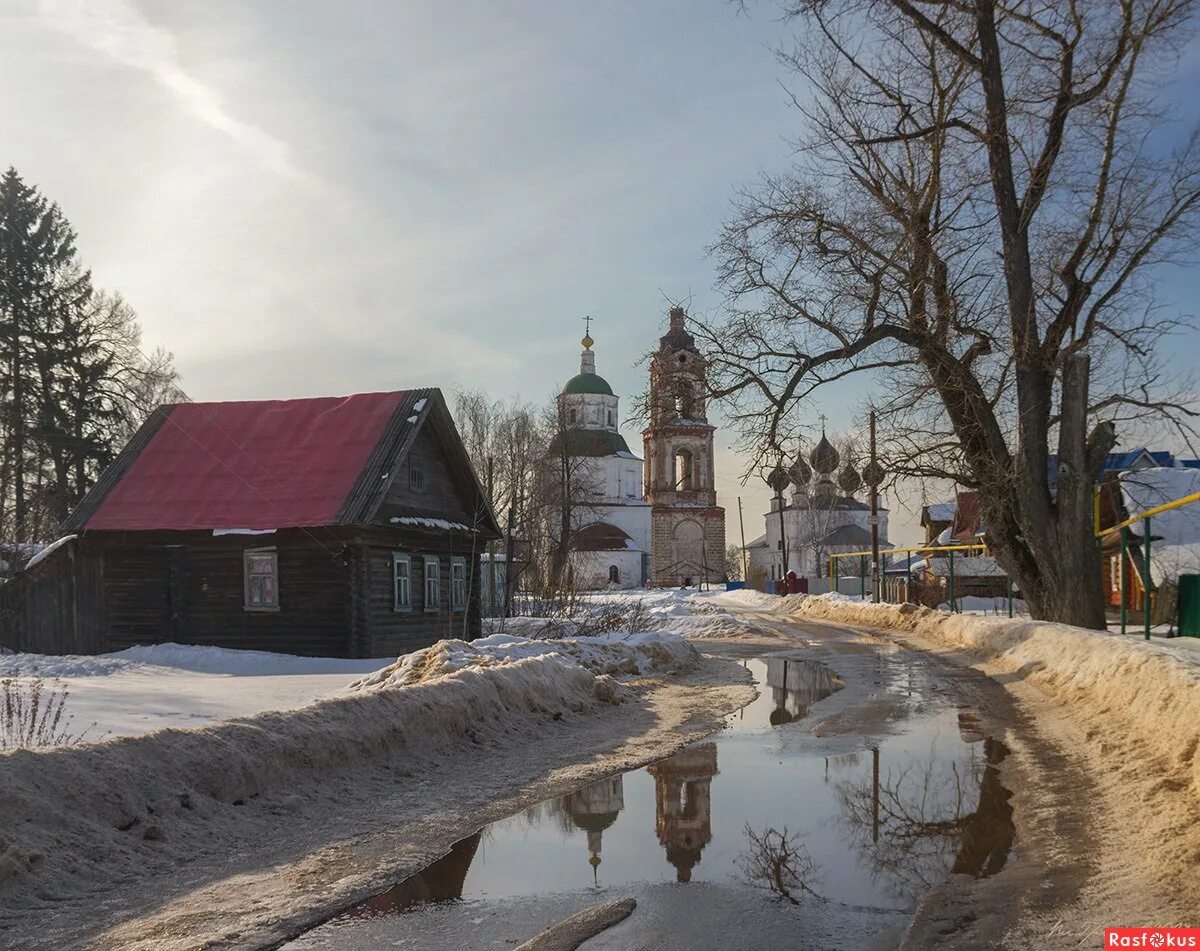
[286,650,1014,950]
[724,656,843,730]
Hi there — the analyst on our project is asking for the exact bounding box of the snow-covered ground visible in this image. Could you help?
[0,644,394,739]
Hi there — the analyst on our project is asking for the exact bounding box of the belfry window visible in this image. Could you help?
[675,448,695,491]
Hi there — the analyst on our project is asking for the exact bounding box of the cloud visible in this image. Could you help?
[36,0,312,183]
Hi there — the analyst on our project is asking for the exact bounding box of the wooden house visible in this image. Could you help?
[0,389,500,658]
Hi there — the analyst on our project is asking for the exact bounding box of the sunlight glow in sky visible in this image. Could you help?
[4,1,1198,544]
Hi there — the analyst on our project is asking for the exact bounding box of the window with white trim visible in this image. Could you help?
[423,556,441,612]
[244,548,279,611]
[392,553,412,612]
[451,557,468,611]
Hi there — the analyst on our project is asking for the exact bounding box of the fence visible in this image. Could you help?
[1100,487,1200,640]
[827,543,1017,616]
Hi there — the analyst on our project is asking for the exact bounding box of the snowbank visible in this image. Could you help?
[0,637,650,895]
[354,631,697,690]
[0,645,394,739]
[777,593,1200,795]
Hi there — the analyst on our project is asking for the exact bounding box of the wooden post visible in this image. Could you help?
[869,410,880,602]
[737,496,749,585]
[1006,576,1013,618]
[948,550,956,613]
[1144,515,1152,640]
[1119,526,1128,635]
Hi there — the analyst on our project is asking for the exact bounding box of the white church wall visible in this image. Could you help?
[570,549,645,590]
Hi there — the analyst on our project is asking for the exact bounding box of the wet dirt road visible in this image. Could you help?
[284,613,1084,950]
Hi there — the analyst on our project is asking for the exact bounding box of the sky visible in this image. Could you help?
[3,0,1199,548]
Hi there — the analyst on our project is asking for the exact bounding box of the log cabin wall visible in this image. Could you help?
[356,526,485,658]
[83,529,356,657]
[380,425,480,526]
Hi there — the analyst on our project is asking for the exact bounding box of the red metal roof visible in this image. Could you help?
[85,392,406,531]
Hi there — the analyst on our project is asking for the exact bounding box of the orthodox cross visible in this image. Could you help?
[583,315,593,336]
[818,412,828,434]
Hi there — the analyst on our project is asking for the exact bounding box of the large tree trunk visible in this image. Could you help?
[987,355,1113,630]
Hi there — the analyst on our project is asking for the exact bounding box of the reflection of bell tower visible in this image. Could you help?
[644,307,726,586]
[563,775,625,885]
[647,743,718,882]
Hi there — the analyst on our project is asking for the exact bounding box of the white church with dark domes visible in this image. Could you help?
[747,430,890,587]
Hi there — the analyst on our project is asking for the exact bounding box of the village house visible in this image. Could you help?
[0,389,500,658]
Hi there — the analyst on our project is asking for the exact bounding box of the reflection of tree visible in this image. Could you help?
[349,832,482,918]
[738,825,824,904]
[835,738,1013,906]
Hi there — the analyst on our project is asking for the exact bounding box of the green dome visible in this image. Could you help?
[563,373,614,396]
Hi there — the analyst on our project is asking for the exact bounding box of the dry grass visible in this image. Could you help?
[1,672,98,751]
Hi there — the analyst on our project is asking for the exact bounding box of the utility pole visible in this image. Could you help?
[737,496,749,583]
[486,455,496,618]
[869,410,881,603]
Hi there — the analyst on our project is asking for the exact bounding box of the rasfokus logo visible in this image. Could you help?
[1105,929,1200,948]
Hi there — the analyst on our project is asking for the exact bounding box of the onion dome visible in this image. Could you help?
[862,460,885,487]
[766,465,792,494]
[788,453,812,486]
[837,461,862,496]
[809,433,840,474]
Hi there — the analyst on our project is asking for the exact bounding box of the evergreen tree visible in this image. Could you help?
[0,168,179,546]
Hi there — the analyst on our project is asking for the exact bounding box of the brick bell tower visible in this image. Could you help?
[644,307,726,586]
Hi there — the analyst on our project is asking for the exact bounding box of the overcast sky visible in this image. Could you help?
[4,1,1199,546]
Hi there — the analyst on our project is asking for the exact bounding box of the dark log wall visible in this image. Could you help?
[357,526,485,658]
[0,540,103,654]
[92,530,354,656]
[381,426,479,525]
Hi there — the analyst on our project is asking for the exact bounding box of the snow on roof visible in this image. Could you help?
[925,555,1006,577]
[922,502,956,523]
[390,516,476,532]
[742,534,769,550]
[22,535,77,572]
[77,391,419,531]
[1120,467,1200,586]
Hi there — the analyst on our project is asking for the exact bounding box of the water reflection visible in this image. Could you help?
[647,743,717,882]
[835,737,1013,905]
[765,657,844,725]
[346,832,481,918]
[302,657,1016,941]
[563,775,625,884]
[738,825,822,904]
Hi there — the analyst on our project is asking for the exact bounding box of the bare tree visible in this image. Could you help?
[535,394,606,593]
[697,1,1200,627]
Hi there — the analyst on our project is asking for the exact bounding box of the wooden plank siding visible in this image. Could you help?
[358,532,484,657]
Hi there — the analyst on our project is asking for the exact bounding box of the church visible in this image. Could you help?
[746,431,889,589]
[554,307,726,589]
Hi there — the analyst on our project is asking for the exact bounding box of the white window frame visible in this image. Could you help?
[423,556,441,613]
[243,547,279,612]
[451,557,468,612]
[392,553,412,612]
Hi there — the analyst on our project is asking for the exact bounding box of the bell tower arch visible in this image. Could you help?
[644,307,726,586]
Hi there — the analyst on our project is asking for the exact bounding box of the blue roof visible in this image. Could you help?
[1047,448,1178,485]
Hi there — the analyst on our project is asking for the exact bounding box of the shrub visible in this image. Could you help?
[1,672,97,750]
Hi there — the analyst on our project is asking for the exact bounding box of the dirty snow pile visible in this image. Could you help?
[353,631,697,696]
[778,592,1200,796]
